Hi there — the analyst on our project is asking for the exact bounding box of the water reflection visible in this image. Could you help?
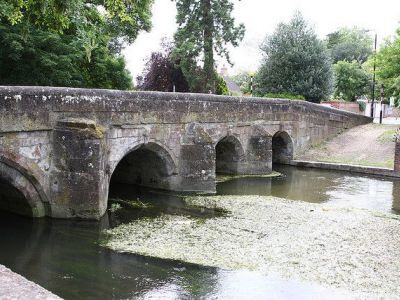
[0,211,221,299]
[218,165,400,214]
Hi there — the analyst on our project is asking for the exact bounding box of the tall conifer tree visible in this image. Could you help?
[173,0,245,92]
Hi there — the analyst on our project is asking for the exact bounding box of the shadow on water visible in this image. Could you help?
[108,183,226,227]
[2,166,400,299]
[0,210,223,300]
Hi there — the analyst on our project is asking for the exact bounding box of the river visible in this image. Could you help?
[1,165,399,299]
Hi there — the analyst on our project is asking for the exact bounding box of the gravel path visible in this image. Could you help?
[0,265,61,300]
[103,195,400,298]
[297,123,398,168]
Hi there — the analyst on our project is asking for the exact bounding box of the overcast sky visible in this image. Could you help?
[123,0,400,83]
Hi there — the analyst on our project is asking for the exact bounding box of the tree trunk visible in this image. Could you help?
[203,0,215,93]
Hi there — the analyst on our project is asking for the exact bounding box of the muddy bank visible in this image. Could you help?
[103,195,400,298]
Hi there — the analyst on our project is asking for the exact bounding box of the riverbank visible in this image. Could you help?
[0,264,61,299]
[297,123,398,168]
[103,195,400,298]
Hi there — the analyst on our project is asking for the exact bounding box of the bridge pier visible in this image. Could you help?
[179,127,216,193]
[51,119,108,219]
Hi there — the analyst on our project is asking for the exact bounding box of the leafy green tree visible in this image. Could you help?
[254,12,333,103]
[333,61,371,101]
[326,27,373,64]
[0,22,133,89]
[231,72,254,94]
[371,28,400,102]
[173,0,245,92]
[0,0,154,42]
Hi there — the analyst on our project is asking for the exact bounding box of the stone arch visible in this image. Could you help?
[272,131,294,164]
[0,154,47,217]
[110,142,178,190]
[215,135,245,174]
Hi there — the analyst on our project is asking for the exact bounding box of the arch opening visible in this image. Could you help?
[215,136,244,175]
[110,143,177,191]
[272,131,294,165]
[0,162,46,218]
[0,179,33,217]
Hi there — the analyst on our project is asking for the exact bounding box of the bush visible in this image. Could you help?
[216,75,229,95]
[358,101,366,111]
[264,92,305,100]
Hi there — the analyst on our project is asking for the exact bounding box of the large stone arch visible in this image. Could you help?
[215,135,245,174]
[110,142,178,191]
[0,153,48,217]
[272,131,294,164]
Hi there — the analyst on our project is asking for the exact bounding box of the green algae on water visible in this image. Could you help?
[102,195,400,298]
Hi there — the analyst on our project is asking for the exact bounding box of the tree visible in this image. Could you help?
[0,21,133,89]
[0,0,154,43]
[137,41,189,92]
[173,0,245,93]
[254,12,333,103]
[231,72,253,94]
[333,61,371,101]
[371,27,400,102]
[326,27,373,64]
[215,75,228,95]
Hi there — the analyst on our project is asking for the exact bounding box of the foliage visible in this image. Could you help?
[358,101,367,112]
[173,0,245,93]
[0,22,133,89]
[326,27,373,64]
[215,75,228,95]
[254,12,333,103]
[264,93,305,100]
[137,40,189,92]
[0,0,154,43]
[333,60,371,101]
[370,28,400,102]
[231,72,254,94]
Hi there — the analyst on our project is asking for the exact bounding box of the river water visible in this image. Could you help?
[1,165,399,299]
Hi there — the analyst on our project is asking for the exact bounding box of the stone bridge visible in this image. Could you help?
[0,86,371,219]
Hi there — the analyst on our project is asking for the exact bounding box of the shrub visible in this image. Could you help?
[264,92,305,100]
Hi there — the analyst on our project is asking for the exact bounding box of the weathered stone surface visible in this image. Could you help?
[289,160,400,178]
[394,142,400,173]
[0,264,61,299]
[0,86,372,219]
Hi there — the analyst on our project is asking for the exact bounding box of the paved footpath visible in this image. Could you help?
[0,265,61,300]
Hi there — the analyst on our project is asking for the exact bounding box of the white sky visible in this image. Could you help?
[123,0,400,82]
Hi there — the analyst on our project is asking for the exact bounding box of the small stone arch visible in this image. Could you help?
[0,154,48,217]
[110,142,178,190]
[272,131,294,164]
[215,135,245,174]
